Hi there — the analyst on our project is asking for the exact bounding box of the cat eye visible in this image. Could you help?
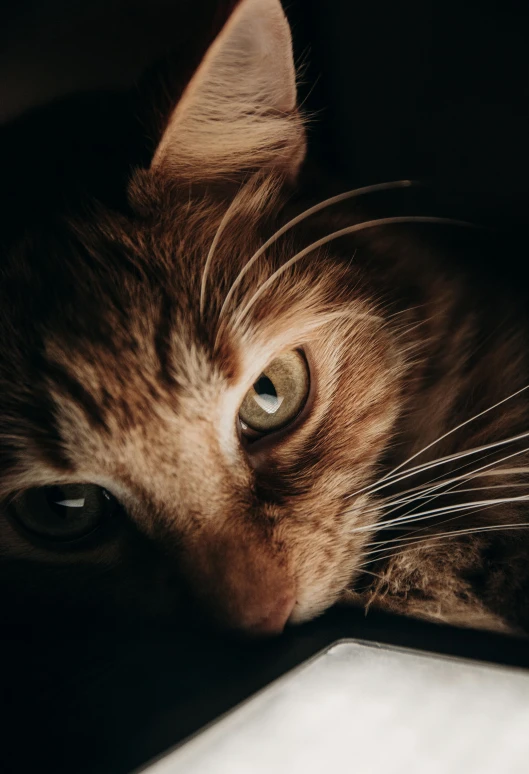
[239,350,310,436]
[10,484,117,542]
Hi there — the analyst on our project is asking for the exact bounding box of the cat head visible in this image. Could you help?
[0,0,406,633]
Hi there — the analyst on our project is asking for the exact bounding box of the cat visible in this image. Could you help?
[1,0,529,637]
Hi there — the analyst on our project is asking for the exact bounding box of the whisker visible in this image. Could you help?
[383,465,529,511]
[355,493,529,536]
[392,481,529,510]
[383,459,529,504]
[199,193,242,319]
[365,470,488,512]
[372,435,529,496]
[360,521,529,569]
[352,448,517,533]
[364,488,529,551]
[217,180,417,321]
[486,467,529,476]
[374,481,529,529]
[369,384,529,491]
[350,456,529,576]
[347,428,529,501]
[361,448,511,518]
[232,216,477,329]
[356,503,529,570]
[358,471,486,525]
[385,494,529,531]
[356,569,387,581]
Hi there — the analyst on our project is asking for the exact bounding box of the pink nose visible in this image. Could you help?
[243,593,296,637]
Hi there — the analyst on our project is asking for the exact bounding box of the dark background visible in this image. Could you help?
[1,1,529,772]
[2,0,528,238]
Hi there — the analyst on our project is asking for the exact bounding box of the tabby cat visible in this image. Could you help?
[2,0,529,636]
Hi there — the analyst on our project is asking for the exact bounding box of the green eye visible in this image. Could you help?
[10,484,117,542]
[239,350,310,435]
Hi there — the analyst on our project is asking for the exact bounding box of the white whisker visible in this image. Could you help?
[486,467,529,476]
[353,493,529,537]
[391,481,529,511]
[348,428,529,501]
[358,470,485,523]
[217,180,416,320]
[356,568,387,582]
[381,464,529,513]
[356,510,523,570]
[364,494,527,554]
[233,216,476,329]
[349,455,529,578]
[359,521,529,570]
[352,451,526,532]
[373,435,529,495]
[367,468,492,511]
[199,198,239,319]
[365,489,529,548]
[370,384,529,490]
[372,480,529,529]
[362,448,511,518]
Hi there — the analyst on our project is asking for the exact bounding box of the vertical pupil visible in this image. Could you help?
[46,486,86,519]
[47,488,70,520]
[254,375,277,399]
[253,375,280,415]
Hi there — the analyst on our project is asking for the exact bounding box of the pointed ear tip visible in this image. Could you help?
[150,0,303,180]
[234,0,289,18]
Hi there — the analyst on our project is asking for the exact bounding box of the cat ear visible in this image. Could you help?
[151,0,306,182]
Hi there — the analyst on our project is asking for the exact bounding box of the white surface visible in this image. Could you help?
[143,640,529,774]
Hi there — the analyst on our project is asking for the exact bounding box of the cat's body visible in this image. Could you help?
[1,0,529,635]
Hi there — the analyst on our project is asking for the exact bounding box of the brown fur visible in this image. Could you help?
[1,0,529,635]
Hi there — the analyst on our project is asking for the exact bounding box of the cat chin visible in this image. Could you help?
[287,586,346,625]
[287,603,328,626]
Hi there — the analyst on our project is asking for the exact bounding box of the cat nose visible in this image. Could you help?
[243,592,296,637]
[180,523,296,637]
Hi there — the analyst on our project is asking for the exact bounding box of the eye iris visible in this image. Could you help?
[239,350,310,435]
[10,484,116,542]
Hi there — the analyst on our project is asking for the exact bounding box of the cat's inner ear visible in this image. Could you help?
[151,0,306,181]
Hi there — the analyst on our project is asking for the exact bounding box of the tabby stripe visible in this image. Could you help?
[154,291,177,387]
[42,360,109,432]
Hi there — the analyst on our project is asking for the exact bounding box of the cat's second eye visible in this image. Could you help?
[239,350,310,437]
[10,484,117,542]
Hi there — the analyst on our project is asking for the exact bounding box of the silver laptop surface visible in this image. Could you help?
[141,639,529,774]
